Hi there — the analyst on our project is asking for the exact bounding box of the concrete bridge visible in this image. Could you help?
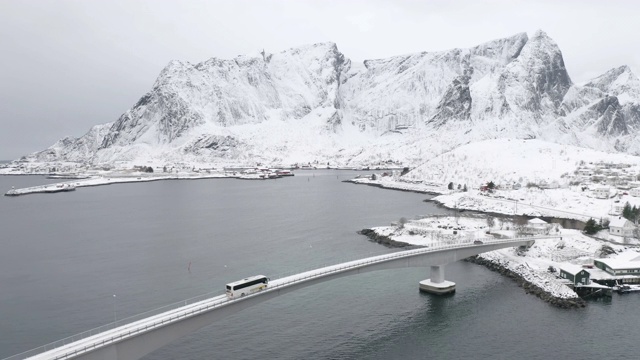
[9,236,557,360]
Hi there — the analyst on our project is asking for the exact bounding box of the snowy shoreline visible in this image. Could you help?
[345,178,443,196]
[345,176,639,223]
[3,168,636,309]
[358,216,590,308]
[464,256,586,308]
[352,170,640,309]
[360,225,585,308]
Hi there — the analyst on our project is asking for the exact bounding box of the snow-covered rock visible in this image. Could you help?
[584,65,640,105]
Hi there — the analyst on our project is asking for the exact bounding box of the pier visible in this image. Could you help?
[4,183,76,196]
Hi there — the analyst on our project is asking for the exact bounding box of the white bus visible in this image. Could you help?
[226,275,269,298]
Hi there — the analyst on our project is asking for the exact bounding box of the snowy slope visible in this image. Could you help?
[404,138,640,188]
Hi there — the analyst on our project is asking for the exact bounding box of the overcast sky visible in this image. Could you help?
[1,0,639,160]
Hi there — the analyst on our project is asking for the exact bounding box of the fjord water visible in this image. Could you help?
[0,171,638,360]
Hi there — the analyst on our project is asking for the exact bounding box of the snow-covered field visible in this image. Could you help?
[405,138,640,188]
[350,138,640,222]
[351,175,639,222]
[370,215,640,301]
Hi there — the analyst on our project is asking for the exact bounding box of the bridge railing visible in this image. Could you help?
[4,236,554,360]
[267,236,547,286]
[2,290,222,360]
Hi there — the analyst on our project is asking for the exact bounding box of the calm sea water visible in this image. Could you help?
[0,172,638,359]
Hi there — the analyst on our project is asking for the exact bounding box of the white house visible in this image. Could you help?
[609,217,636,237]
[610,203,625,216]
[593,187,610,199]
[577,169,592,177]
[527,218,549,234]
[630,187,640,197]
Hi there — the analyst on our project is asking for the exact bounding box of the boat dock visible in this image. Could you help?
[572,283,613,299]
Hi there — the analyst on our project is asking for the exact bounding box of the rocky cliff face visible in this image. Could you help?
[36,123,113,163]
[27,31,640,166]
[558,63,640,152]
[585,65,640,104]
[95,43,346,151]
[491,30,572,120]
[341,32,530,134]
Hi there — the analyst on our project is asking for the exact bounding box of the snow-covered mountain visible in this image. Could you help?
[26,30,640,167]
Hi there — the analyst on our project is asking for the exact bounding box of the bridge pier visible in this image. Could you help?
[419,265,455,295]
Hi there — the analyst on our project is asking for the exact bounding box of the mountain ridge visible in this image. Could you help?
[25,30,640,167]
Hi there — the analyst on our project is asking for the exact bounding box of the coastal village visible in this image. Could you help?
[4,151,640,307]
[350,156,640,307]
[5,5,640,358]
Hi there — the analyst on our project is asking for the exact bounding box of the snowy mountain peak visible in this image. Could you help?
[24,31,640,166]
[586,65,637,89]
[469,32,528,67]
[497,29,571,117]
[614,64,633,75]
[278,41,339,56]
[585,65,640,104]
[531,29,550,40]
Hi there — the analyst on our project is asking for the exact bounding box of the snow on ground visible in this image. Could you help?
[405,138,640,187]
[351,175,611,221]
[349,138,640,222]
[433,188,633,221]
[353,173,640,223]
[370,215,640,300]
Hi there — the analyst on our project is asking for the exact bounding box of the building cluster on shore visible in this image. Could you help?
[5,158,640,308]
[559,254,640,294]
[362,213,640,308]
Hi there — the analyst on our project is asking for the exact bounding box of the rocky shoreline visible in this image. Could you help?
[358,228,420,248]
[464,256,586,309]
[358,227,587,309]
[343,179,442,195]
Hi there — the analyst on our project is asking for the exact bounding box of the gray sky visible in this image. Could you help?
[1,0,639,160]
